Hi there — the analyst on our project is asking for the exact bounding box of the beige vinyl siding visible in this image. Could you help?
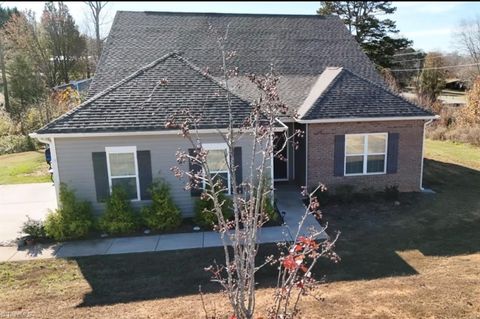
[54,133,260,217]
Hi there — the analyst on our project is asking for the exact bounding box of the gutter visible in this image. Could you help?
[296,115,439,124]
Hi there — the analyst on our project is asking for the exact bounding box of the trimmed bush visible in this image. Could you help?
[44,184,94,240]
[140,179,182,231]
[334,184,355,203]
[194,191,233,229]
[21,216,46,239]
[262,195,277,221]
[309,186,330,206]
[384,185,400,201]
[99,186,138,235]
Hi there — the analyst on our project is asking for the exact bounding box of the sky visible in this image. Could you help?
[3,1,480,53]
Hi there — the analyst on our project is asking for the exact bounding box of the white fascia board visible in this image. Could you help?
[297,115,439,124]
[30,128,244,139]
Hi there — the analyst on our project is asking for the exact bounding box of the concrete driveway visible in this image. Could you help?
[0,183,56,245]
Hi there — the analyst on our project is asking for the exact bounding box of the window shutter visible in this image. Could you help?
[92,152,109,202]
[387,133,399,174]
[333,135,345,177]
[137,150,153,200]
[233,147,242,193]
[188,148,202,196]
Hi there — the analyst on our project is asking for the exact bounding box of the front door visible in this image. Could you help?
[273,132,288,181]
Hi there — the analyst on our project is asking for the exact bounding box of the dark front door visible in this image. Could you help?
[274,132,288,181]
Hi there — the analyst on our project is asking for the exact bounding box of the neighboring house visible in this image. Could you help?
[31,12,436,216]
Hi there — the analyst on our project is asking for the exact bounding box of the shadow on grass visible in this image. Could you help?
[75,245,280,307]
[73,159,479,307]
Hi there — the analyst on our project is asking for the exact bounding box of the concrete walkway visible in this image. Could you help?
[0,184,326,262]
[0,226,293,262]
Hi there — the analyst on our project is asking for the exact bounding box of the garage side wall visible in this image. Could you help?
[307,120,425,192]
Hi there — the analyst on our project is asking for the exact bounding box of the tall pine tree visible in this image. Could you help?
[318,2,412,68]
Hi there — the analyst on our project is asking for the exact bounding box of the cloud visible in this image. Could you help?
[395,1,466,14]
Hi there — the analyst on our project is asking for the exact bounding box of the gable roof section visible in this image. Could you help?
[36,53,253,134]
[88,11,385,107]
[299,68,433,121]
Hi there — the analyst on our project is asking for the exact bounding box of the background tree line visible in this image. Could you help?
[0,1,107,154]
[320,1,480,146]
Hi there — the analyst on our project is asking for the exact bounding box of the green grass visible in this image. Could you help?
[425,139,480,170]
[0,150,51,184]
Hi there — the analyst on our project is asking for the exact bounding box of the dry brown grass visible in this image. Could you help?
[1,140,480,318]
[1,251,479,318]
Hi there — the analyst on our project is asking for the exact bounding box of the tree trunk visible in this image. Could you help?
[0,41,10,113]
[95,12,101,60]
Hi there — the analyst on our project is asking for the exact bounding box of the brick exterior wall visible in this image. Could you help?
[307,120,425,192]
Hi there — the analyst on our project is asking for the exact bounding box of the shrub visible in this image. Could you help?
[194,191,233,229]
[310,185,330,206]
[21,216,46,239]
[354,187,378,202]
[44,184,94,240]
[384,185,400,201]
[0,111,14,136]
[334,184,355,203]
[99,186,138,235]
[0,135,38,155]
[262,195,277,222]
[141,179,182,231]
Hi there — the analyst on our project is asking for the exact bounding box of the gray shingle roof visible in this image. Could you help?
[38,11,432,135]
[300,68,433,120]
[88,11,385,104]
[37,53,253,134]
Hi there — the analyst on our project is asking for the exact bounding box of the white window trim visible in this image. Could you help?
[344,133,388,176]
[105,146,141,201]
[202,143,231,195]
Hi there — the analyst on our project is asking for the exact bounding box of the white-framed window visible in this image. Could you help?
[344,133,388,176]
[203,143,231,195]
[105,146,140,200]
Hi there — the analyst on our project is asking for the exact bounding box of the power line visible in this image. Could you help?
[393,51,425,57]
[390,62,480,72]
[393,54,463,64]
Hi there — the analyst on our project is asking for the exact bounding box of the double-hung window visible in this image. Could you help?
[345,133,387,175]
[105,146,140,200]
[203,143,230,194]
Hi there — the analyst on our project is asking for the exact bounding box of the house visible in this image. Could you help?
[53,78,93,93]
[31,11,436,215]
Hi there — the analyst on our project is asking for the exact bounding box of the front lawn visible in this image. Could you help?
[0,151,51,185]
[0,139,479,318]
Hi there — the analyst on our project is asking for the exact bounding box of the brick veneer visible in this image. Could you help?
[307,120,425,192]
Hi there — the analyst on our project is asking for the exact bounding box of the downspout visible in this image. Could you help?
[29,133,60,208]
[420,119,434,191]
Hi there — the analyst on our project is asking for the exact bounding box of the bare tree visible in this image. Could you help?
[169,26,339,318]
[457,17,480,75]
[84,1,108,60]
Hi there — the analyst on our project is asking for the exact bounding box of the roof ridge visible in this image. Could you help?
[301,67,346,119]
[37,52,254,133]
[173,54,253,106]
[37,52,181,133]
[118,10,338,19]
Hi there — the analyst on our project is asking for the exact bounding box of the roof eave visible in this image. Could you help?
[296,115,439,124]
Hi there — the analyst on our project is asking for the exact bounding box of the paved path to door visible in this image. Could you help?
[0,183,56,245]
[0,184,327,262]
